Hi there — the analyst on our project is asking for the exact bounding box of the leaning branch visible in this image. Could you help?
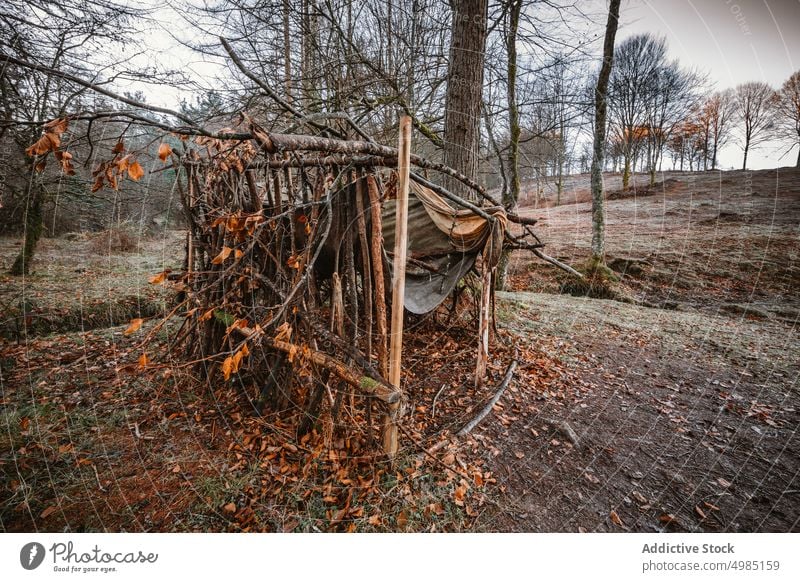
[532,249,585,279]
[456,360,518,437]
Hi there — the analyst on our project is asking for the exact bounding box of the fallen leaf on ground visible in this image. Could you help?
[124,318,143,336]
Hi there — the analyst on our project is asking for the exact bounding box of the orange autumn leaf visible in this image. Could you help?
[158,143,172,162]
[234,249,244,260]
[44,117,69,134]
[124,318,143,336]
[211,246,233,264]
[221,356,234,381]
[40,506,58,519]
[116,154,132,172]
[128,161,144,181]
[138,353,149,367]
[149,270,168,285]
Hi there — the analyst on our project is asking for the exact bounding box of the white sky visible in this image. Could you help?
[618,0,800,169]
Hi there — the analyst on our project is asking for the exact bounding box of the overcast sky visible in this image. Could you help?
[618,0,800,169]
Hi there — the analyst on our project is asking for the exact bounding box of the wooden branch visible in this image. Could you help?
[457,360,518,437]
[264,338,401,404]
[532,249,585,279]
[248,120,487,197]
[367,174,389,378]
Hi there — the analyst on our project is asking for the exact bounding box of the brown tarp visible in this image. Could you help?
[382,180,507,314]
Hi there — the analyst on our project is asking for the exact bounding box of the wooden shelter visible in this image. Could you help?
[171,116,546,457]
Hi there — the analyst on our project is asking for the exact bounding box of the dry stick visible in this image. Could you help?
[384,116,412,459]
[475,257,493,388]
[457,360,518,437]
[244,170,262,212]
[354,174,373,362]
[431,383,447,419]
[261,337,400,404]
[366,173,388,378]
[531,248,584,279]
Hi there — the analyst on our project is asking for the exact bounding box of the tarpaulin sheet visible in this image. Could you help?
[382,180,506,314]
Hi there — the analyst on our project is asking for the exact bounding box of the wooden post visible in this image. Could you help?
[383,116,411,459]
[475,260,492,387]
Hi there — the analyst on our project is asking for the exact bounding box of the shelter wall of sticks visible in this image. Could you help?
[171,119,544,457]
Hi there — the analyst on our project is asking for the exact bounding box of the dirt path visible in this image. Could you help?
[472,292,799,532]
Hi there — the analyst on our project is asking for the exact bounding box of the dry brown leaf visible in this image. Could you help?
[610,510,624,527]
[396,510,408,528]
[149,271,168,285]
[127,161,144,181]
[717,477,732,488]
[659,513,677,525]
[44,118,68,134]
[40,506,58,519]
[124,318,143,336]
[138,353,149,368]
[112,141,125,154]
[221,356,234,381]
[211,246,233,265]
[222,502,236,514]
[695,505,707,520]
[453,482,468,506]
[158,143,173,162]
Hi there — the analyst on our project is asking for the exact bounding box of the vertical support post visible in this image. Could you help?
[475,259,492,387]
[384,116,411,459]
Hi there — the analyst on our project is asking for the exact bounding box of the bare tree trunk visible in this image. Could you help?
[742,139,749,170]
[590,0,621,263]
[622,154,631,189]
[283,0,292,106]
[495,0,521,291]
[10,174,43,276]
[796,146,800,168]
[443,0,488,202]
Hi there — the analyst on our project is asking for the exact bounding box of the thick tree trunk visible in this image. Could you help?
[590,0,621,263]
[442,0,488,202]
[10,181,44,276]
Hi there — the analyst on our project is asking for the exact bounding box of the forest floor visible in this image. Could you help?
[1,168,798,532]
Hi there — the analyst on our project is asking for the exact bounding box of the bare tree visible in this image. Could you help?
[733,81,775,170]
[590,0,621,263]
[607,33,667,189]
[704,89,735,170]
[774,70,800,167]
[1,0,138,275]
